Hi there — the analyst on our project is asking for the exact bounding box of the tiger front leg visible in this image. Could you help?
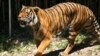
[59,32,77,56]
[34,29,52,56]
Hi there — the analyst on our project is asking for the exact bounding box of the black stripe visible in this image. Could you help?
[62,3,68,12]
[58,4,68,26]
[62,3,69,20]
[62,3,73,26]
[57,4,64,14]
[56,5,63,25]
[51,7,58,20]
[47,9,54,21]
[53,6,60,19]
[45,9,55,27]
[48,10,53,18]
[44,10,51,19]
[85,21,93,28]
[49,9,55,20]
[57,4,64,19]
[52,6,61,29]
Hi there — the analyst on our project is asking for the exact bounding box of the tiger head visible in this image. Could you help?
[18,5,40,27]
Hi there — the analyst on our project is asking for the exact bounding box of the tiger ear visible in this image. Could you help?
[22,5,26,8]
[34,7,40,13]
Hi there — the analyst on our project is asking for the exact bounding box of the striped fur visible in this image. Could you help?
[18,2,100,56]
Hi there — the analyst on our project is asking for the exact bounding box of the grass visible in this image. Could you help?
[75,33,87,44]
[0,40,36,56]
[97,45,100,50]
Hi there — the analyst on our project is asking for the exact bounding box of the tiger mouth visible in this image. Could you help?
[19,20,27,27]
[19,20,27,24]
[19,20,34,27]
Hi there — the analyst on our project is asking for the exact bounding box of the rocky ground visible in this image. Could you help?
[69,45,100,56]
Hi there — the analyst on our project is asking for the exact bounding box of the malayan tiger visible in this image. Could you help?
[18,2,100,56]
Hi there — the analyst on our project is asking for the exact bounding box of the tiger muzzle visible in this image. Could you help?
[18,17,33,27]
[18,20,27,27]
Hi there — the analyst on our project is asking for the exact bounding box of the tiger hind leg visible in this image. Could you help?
[59,31,78,56]
[84,22,100,45]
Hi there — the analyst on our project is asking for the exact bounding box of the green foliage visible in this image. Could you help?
[75,33,87,44]
[97,45,100,50]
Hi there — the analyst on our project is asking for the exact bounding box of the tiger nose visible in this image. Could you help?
[18,14,21,17]
[18,16,21,18]
[18,17,21,20]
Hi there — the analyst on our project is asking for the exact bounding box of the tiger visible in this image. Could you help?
[18,2,100,56]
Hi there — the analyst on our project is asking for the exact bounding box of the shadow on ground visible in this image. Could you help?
[1,27,34,51]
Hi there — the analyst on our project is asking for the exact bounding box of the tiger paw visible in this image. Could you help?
[34,52,42,56]
[59,52,68,56]
[32,49,42,56]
